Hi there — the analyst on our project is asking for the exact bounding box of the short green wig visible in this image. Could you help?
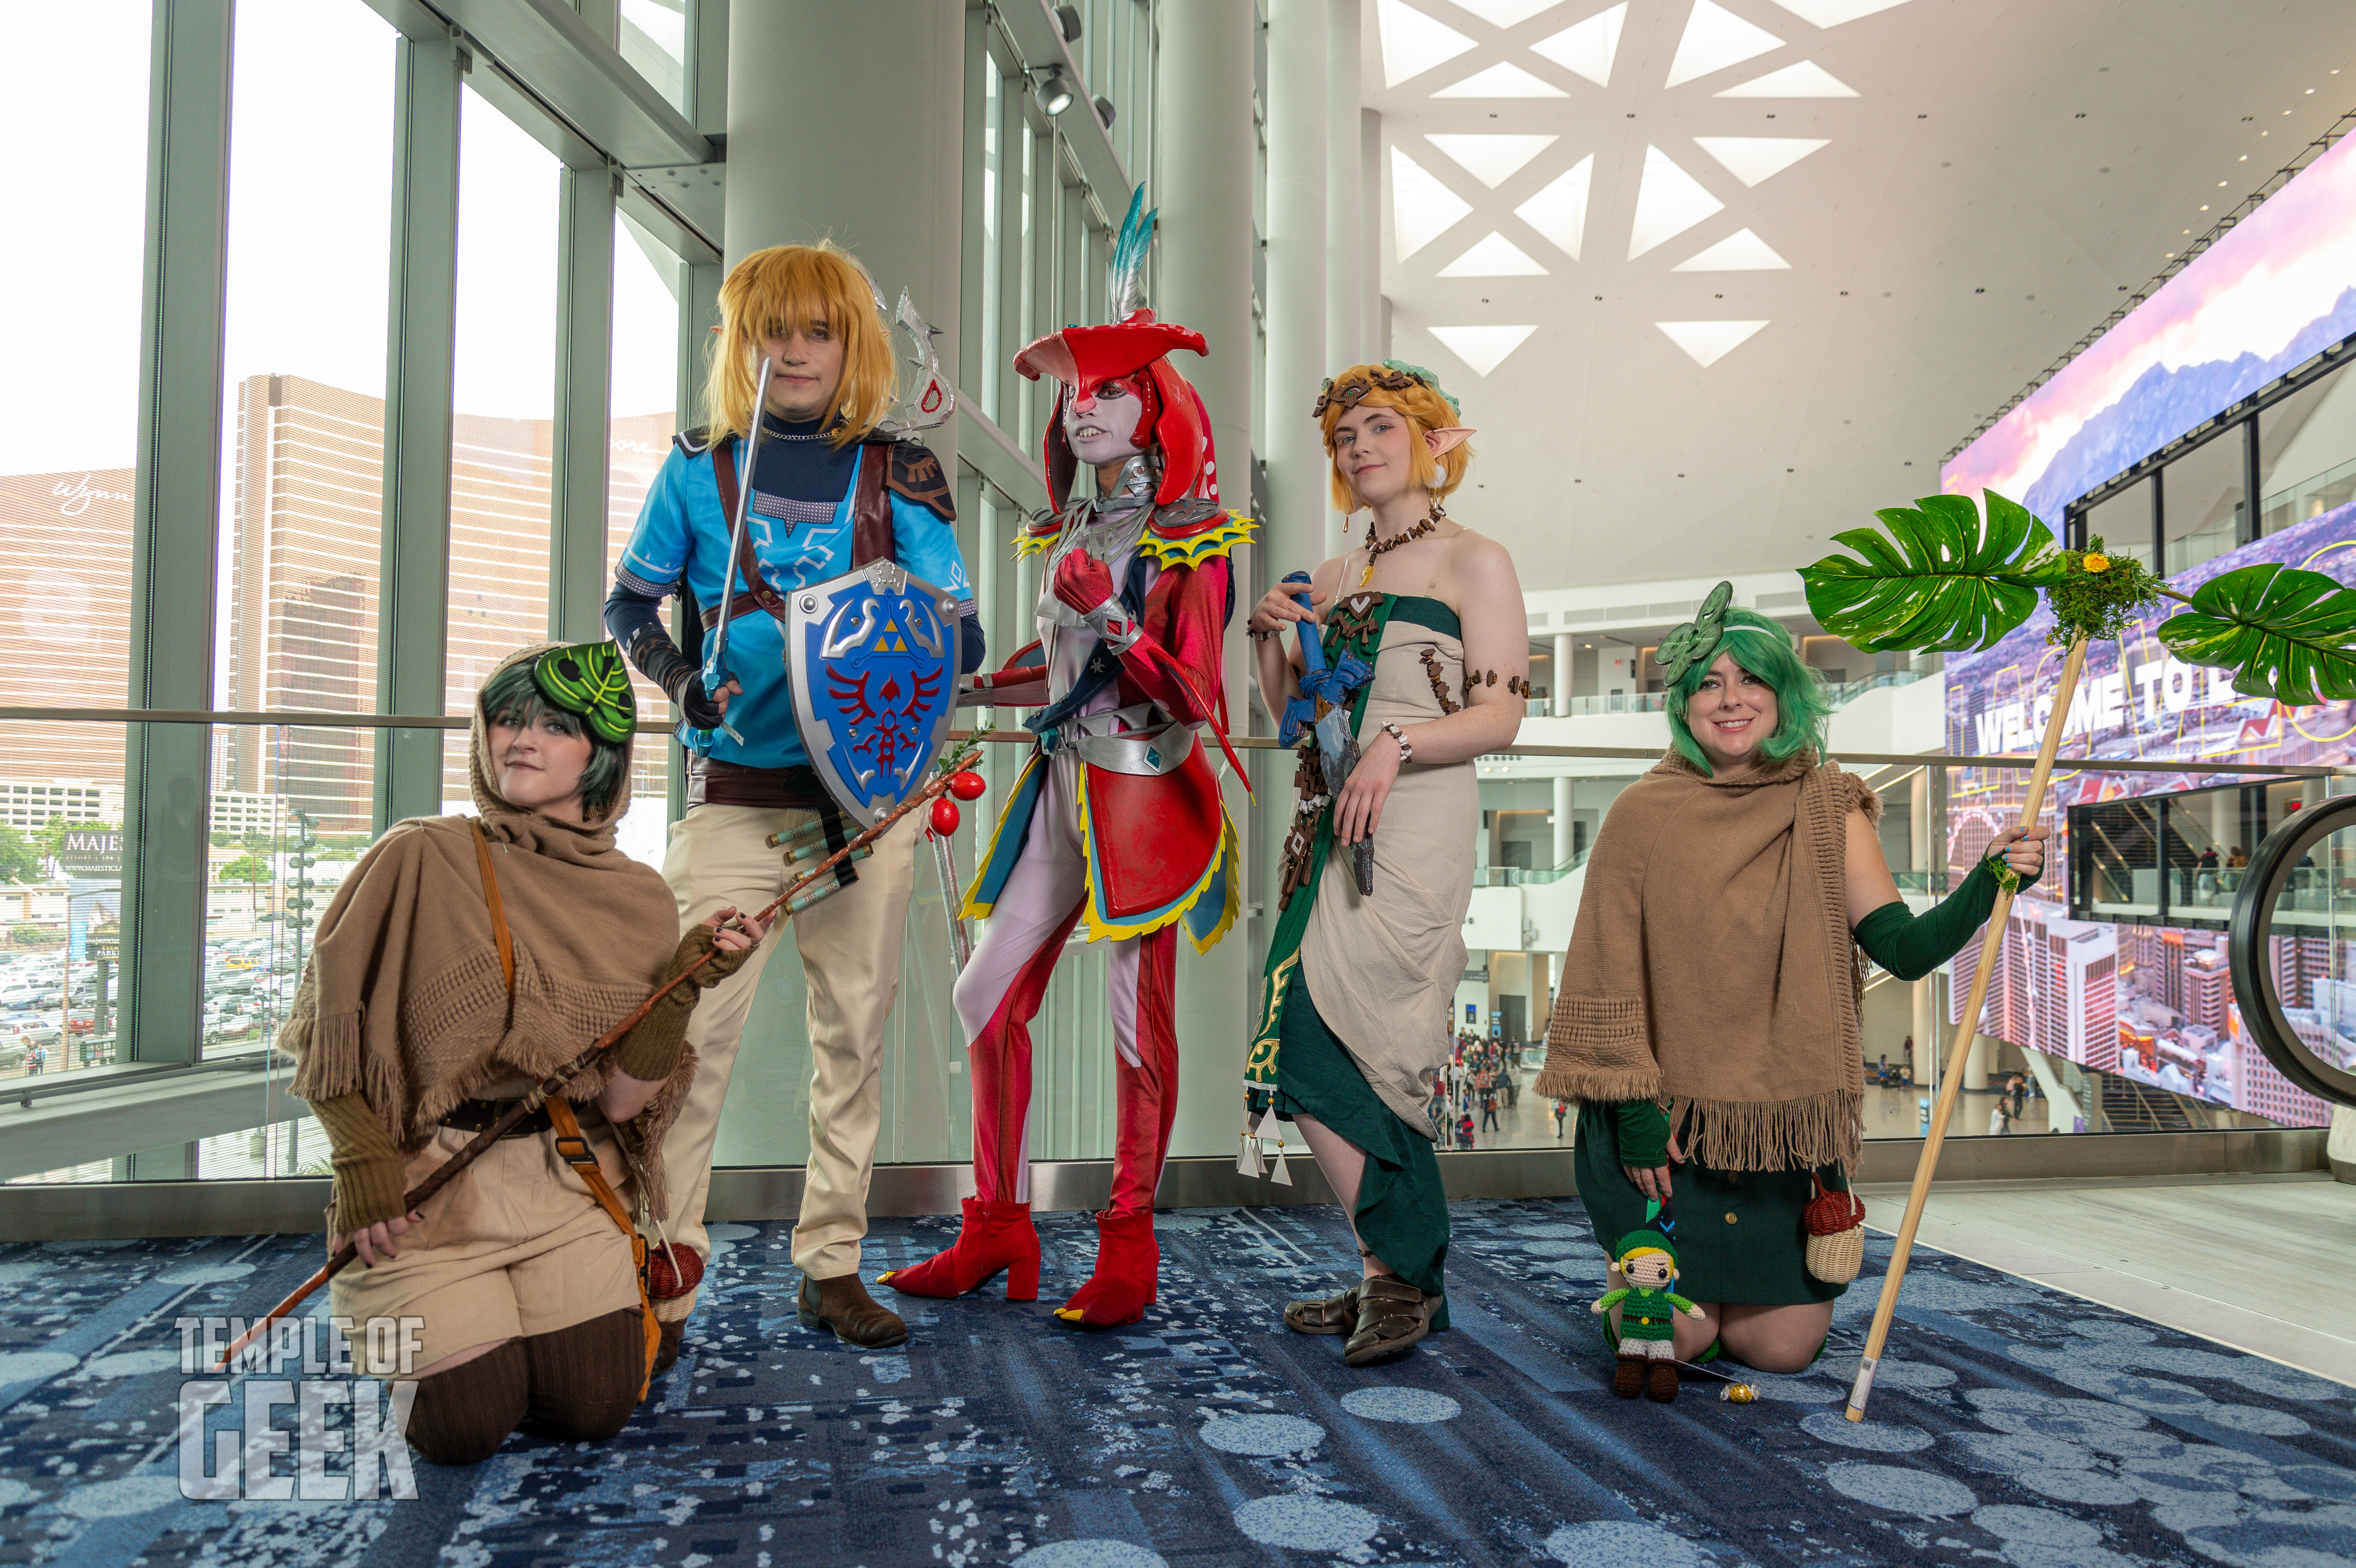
[1662,608,1831,776]
[479,660,629,821]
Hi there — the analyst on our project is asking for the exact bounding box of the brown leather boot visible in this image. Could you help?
[798,1272,908,1349]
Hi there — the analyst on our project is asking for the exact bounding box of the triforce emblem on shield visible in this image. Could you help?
[787,561,962,826]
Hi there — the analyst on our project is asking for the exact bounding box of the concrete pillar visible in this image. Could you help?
[1966,1031,1997,1095]
[1324,0,1363,560]
[1909,767,1929,876]
[1553,774,1575,869]
[725,1,965,480]
[1156,0,1258,1161]
[1265,0,1328,576]
[1552,632,1574,716]
[1910,977,1931,1086]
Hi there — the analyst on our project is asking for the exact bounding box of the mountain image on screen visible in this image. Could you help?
[2022,286,2356,524]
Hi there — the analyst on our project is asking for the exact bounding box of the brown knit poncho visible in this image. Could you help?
[281,645,691,1214]
[1533,747,1878,1174]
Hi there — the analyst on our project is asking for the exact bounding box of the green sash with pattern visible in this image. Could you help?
[1243,591,1399,1110]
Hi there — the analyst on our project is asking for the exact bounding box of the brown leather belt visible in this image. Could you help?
[438,1098,554,1138]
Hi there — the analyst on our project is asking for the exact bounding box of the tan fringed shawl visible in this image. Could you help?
[281,645,692,1215]
[1533,747,1878,1174]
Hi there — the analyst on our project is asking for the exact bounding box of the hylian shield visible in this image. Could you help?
[786,560,962,827]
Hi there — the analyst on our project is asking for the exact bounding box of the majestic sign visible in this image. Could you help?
[786,560,961,826]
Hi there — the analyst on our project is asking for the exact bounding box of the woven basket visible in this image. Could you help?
[1801,1175,1866,1285]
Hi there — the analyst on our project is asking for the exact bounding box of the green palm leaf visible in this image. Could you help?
[1799,490,2062,653]
[2155,564,2356,707]
[533,641,637,743]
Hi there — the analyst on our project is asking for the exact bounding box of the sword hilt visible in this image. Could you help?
[1281,571,1327,678]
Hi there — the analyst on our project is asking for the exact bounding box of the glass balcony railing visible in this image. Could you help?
[1533,669,1923,720]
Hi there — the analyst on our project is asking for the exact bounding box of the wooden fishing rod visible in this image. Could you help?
[210,744,982,1375]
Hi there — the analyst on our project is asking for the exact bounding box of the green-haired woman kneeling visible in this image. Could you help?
[1534,590,2046,1375]
[283,643,767,1463]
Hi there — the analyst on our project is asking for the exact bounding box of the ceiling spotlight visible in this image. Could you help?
[1094,95,1117,128]
[1036,68,1074,116]
[1054,3,1082,42]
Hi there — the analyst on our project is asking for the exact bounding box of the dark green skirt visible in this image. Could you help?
[1574,1102,1852,1307]
[1274,983,1450,1328]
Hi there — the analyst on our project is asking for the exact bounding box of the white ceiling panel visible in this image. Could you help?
[1364,0,2356,589]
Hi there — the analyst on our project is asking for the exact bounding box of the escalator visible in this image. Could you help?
[2228,794,2356,1113]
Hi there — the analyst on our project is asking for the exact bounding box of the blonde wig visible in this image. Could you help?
[702,243,894,449]
[1314,362,1473,512]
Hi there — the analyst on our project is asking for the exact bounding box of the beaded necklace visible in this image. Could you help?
[1357,506,1443,587]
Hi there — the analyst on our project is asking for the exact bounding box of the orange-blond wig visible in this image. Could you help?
[1316,362,1472,512]
[703,243,894,449]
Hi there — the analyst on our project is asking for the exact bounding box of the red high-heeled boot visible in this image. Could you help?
[880,1197,1041,1301]
[1053,1209,1158,1328]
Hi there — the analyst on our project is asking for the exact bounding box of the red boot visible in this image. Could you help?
[880,1198,1041,1301]
[1053,1209,1158,1328]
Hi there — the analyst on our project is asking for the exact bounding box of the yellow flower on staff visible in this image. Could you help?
[2082,554,2112,573]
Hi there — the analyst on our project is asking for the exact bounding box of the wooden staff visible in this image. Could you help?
[211,747,981,1375]
[1845,636,2087,1422]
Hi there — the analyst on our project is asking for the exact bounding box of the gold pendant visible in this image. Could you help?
[1358,562,1374,588]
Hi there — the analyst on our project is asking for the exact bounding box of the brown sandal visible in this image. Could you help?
[1283,1281,1361,1335]
[1343,1274,1437,1366]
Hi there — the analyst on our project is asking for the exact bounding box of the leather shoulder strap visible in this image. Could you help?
[711,434,740,531]
[545,1097,659,1398]
[711,433,794,625]
[468,819,515,1000]
[852,443,893,568]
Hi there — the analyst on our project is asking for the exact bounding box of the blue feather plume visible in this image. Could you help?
[1107,185,1155,318]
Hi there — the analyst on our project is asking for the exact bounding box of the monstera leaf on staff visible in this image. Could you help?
[1798,489,2356,1421]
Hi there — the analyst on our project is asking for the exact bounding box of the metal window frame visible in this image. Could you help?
[122,0,237,1071]
[96,0,719,1084]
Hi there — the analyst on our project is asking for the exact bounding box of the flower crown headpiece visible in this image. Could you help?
[1310,358,1464,421]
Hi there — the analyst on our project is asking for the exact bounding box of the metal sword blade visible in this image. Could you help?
[701,354,775,721]
[931,829,972,971]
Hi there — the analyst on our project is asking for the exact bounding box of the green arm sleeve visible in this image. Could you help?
[1616,1099,1670,1168]
[310,1093,407,1235]
[1594,1288,1630,1310]
[1852,852,2039,982]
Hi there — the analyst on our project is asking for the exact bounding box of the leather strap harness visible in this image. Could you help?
[701,436,895,631]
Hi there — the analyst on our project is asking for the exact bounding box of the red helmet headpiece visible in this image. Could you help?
[1014,309,1215,511]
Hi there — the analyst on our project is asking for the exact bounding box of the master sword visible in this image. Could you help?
[1278,571,1374,895]
[695,351,777,749]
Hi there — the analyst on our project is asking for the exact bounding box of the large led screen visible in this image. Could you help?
[1943,130,2356,524]
[1939,509,2353,1130]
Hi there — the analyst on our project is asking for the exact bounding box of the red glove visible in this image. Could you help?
[1052,549,1117,614]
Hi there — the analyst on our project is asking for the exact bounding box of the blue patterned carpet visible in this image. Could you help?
[1,1198,2352,1566]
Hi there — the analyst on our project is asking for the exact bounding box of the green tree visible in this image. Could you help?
[218,854,273,884]
[0,825,37,883]
[33,819,117,860]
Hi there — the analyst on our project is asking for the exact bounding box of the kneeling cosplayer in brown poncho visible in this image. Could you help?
[283,642,765,1464]
[1535,591,2045,1374]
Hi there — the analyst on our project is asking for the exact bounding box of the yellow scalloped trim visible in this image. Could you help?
[1012,528,1059,561]
[958,752,1044,921]
[1073,768,1239,949]
[1141,511,1256,569]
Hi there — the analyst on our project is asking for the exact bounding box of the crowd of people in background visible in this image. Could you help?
[1425,1031,1574,1150]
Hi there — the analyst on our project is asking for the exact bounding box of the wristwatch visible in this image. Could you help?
[1381,722,1412,764]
